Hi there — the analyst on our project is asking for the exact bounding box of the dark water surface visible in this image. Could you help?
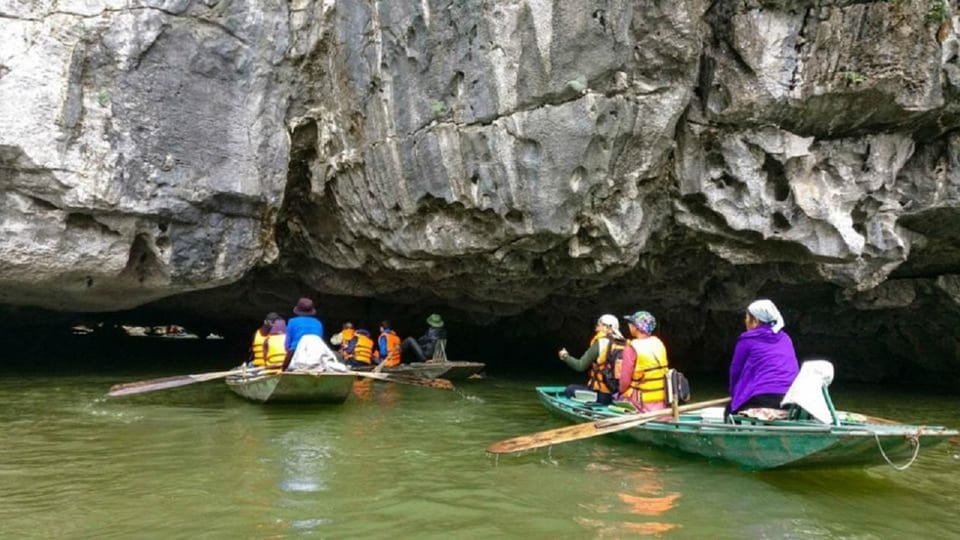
[2,374,959,539]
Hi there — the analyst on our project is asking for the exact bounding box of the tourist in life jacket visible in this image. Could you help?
[283,297,325,370]
[557,314,626,405]
[377,320,402,367]
[342,328,376,368]
[249,312,287,369]
[333,322,356,358]
[618,311,669,413]
[727,299,799,416]
[400,313,447,363]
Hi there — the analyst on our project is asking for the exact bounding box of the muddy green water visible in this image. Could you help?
[2,375,959,539]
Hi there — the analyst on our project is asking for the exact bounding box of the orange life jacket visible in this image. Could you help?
[623,336,669,405]
[350,333,375,365]
[340,328,356,349]
[379,330,402,367]
[586,335,626,395]
[251,331,287,368]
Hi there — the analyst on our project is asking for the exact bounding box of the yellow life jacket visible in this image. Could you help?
[251,331,287,368]
[623,336,668,405]
[379,330,402,367]
[350,333,375,365]
[587,335,626,395]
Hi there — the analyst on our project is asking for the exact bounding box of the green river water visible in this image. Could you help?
[2,373,959,539]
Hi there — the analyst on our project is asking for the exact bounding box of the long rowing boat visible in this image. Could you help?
[535,385,957,470]
[354,361,485,381]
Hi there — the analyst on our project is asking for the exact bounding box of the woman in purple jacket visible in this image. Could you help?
[728,299,799,415]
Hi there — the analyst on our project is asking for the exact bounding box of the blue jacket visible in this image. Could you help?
[285,316,324,352]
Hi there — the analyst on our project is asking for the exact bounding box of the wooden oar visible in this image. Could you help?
[351,371,454,390]
[487,397,731,455]
[108,369,244,397]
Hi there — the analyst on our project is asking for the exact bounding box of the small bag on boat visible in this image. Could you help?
[666,369,691,405]
[289,335,350,372]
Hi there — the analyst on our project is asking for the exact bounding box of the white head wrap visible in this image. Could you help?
[597,314,623,339]
[747,299,785,333]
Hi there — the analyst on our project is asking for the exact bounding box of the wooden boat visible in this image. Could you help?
[354,360,484,381]
[225,370,355,404]
[535,385,958,470]
[351,339,485,380]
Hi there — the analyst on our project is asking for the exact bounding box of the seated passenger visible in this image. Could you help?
[377,321,402,368]
[249,312,286,369]
[342,329,376,368]
[335,322,356,359]
[400,314,447,363]
[727,299,800,416]
[617,311,669,413]
[283,297,324,370]
[558,314,625,405]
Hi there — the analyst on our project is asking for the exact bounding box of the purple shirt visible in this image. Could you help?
[729,326,799,411]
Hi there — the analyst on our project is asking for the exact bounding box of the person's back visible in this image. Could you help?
[378,323,402,367]
[619,311,669,412]
[730,326,798,411]
[622,334,668,408]
[283,297,324,371]
[287,316,323,351]
[251,313,286,368]
[558,314,624,405]
[728,299,800,413]
[344,329,376,367]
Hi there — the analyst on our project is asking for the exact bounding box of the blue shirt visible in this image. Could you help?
[285,316,324,351]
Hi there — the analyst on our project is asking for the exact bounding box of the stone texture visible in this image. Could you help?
[0,0,289,309]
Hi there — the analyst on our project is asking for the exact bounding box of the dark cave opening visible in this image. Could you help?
[3,271,960,393]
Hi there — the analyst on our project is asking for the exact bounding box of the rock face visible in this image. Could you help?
[2,0,960,381]
[0,0,289,309]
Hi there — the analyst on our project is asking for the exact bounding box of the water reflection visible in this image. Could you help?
[2,376,959,538]
[573,460,679,538]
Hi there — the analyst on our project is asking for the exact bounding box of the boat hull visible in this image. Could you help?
[354,361,484,380]
[226,371,354,404]
[536,386,957,470]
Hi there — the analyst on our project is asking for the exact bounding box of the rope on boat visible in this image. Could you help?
[874,429,921,471]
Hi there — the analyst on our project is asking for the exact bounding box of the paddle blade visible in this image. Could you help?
[352,371,454,390]
[108,370,239,397]
[487,396,731,455]
[486,417,649,454]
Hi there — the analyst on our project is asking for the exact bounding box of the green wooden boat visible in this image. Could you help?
[226,371,355,404]
[536,386,958,470]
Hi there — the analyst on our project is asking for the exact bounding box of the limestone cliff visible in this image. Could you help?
[2,0,960,380]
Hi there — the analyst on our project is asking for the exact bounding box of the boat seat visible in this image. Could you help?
[431,338,448,362]
[781,360,839,425]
